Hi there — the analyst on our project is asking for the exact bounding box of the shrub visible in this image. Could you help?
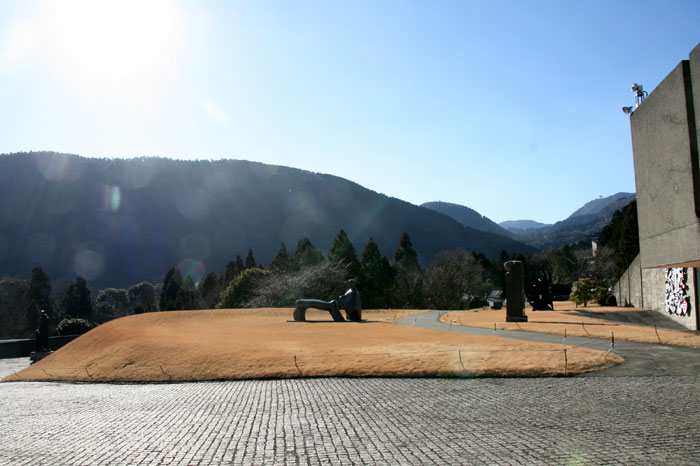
[606,295,618,307]
[217,268,270,308]
[595,286,611,306]
[570,278,596,307]
[55,318,96,336]
[245,261,351,308]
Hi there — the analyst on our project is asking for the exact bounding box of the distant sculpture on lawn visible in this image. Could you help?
[529,276,554,311]
[294,286,362,322]
[504,261,528,322]
[35,309,50,352]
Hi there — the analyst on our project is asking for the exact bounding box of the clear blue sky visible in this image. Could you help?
[1,1,699,224]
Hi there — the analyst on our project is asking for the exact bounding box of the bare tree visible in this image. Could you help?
[423,249,489,310]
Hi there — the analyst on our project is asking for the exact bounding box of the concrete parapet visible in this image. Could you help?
[0,335,78,359]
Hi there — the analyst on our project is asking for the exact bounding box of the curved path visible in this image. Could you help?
[398,310,700,376]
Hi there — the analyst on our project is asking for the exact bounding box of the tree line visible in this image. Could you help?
[0,230,503,339]
[0,201,638,339]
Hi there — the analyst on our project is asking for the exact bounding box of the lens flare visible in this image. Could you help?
[175,189,210,221]
[177,258,206,286]
[102,185,121,211]
[37,153,72,181]
[73,248,105,280]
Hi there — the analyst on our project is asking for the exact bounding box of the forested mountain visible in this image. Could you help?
[0,152,533,288]
[421,201,512,237]
[565,192,635,220]
[506,196,636,249]
[499,219,551,233]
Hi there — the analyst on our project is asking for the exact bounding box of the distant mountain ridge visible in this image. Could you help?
[499,219,551,233]
[565,192,635,219]
[0,152,534,288]
[421,202,512,237]
[429,192,636,250]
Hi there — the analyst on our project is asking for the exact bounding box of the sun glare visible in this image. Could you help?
[2,0,185,102]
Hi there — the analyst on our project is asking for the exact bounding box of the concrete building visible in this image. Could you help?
[615,42,700,330]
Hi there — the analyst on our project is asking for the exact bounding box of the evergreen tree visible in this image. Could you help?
[245,248,257,269]
[359,238,393,308]
[615,200,639,279]
[598,199,639,279]
[394,232,420,272]
[391,232,423,308]
[127,282,157,313]
[497,250,510,268]
[61,276,93,320]
[269,243,292,272]
[328,229,360,278]
[221,256,245,287]
[175,276,196,310]
[160,268,183,311]
[292,237,325,269]
[198,272,220,309]
[28,267,53,315]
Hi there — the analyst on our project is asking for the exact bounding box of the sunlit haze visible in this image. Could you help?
[1,0,699,223]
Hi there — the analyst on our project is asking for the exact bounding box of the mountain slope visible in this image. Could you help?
[566,192,635,219]
[512,196,637,248]
[0,152,534,288]
[421,201,513,237]
[499,219,551,233]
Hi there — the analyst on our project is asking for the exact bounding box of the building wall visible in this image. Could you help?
[615,256,698,330]
[630,45,700,270]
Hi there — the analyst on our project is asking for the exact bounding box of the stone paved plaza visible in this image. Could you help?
[2,375,700,465]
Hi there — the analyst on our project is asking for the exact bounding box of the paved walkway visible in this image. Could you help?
[2,312,700,465]
[2,373,700,465]
[398,311,700,376]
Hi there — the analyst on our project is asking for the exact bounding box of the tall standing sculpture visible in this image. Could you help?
[504,260,528,322]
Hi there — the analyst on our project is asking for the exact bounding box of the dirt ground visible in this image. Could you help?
[441,301,700,347]
[2,308,621,383]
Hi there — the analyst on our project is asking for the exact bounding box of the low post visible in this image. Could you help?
[504,260,528,322]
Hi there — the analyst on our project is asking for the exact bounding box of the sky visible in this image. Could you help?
[1,1,699,224]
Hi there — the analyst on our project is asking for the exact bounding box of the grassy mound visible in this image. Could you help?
[2,309,621,383]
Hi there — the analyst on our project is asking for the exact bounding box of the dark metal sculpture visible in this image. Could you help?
[294,287,362,322]
[35,309,50,352]
[529,276,554,311]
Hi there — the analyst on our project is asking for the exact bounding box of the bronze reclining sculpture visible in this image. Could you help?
[294,287,362,322]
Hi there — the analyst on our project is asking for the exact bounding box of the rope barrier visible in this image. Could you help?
[159,364,171,380]
[293,355,303,376]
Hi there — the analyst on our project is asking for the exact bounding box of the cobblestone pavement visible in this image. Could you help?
[2,376,700,465]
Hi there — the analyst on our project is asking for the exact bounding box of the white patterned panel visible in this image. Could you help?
[665,268,690,316]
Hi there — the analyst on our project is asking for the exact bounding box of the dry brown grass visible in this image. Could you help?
[2,308,621,383]
[441,301,700,347]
